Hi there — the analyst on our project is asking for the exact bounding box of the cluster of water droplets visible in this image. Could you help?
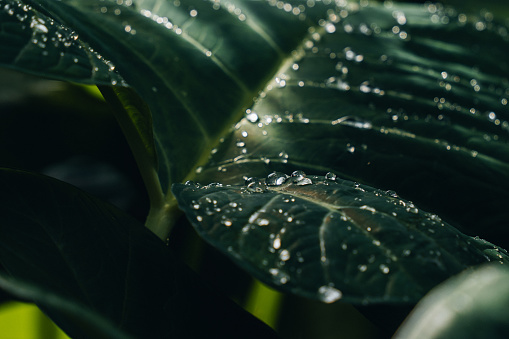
[2,0,126,86]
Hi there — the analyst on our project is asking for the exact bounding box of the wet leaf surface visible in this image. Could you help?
[0,0,126,85]
[2,0,509,246]
[193,2,509,247]
[173,172,509,304]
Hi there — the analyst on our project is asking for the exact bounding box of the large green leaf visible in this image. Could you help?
[1,0,328,194]
[193,2,509,247]
[394,264,509,338]
[172,173,509,305]
[0,168,278,338]
[2,1,509,243]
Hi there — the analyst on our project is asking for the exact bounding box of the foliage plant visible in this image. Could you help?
[1,0,509,338]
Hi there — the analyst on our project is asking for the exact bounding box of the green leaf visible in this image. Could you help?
[1,0,324,195]
[0,273,133,339]
[172,173,509,305]
[394,264,509,338]
[3,1,509,243]
[0,168,279,338]
[192,2,509,247]
[0,0,126,85]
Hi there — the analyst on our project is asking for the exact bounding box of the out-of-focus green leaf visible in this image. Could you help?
[0,168,279,338]
[172,173,509,305]
[394,264,509,338]
[0,273,133,339]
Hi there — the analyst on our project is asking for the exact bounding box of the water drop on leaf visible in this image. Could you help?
[266,172,289,186]
[318,286,342,303]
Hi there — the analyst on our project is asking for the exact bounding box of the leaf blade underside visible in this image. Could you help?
[0,168,279,338]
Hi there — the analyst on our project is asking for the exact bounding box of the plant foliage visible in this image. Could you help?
[1,0,509,337]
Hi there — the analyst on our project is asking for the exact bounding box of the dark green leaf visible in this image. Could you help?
[0,168,278,338]
[172,173,509,304]
[0,0,125,85]
[394,264,509,338]
[3,1,509,244]
[0,273,133,339]
[192,2,509,247]
[1,0,330,193]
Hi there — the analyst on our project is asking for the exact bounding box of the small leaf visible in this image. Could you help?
[172,173,509,305]
[394,264,509,338]
[0,168,279,338]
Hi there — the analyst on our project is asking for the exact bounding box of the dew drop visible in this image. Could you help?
[280,249,290,261]
[358,264,367,272]
[273,235,281,249]
[325,172,337,181]
[325,22,336,33]
[318,286,342,303]
[245,109,259,122]
[266,172,289,186]
[380,264,390,274]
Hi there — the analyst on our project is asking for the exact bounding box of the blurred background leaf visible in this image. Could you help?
[394,264,509,338]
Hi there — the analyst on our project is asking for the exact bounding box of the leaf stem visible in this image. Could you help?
[99,86,176,239]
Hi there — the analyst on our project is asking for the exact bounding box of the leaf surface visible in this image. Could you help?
[173,173,509,304]
[0,168,278,338]
[394,264,509,338]
[193,2,509,247]
[0,0,126,85]
[2,1,509,243]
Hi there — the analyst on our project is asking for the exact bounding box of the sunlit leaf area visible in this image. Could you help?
[1,0,509,338]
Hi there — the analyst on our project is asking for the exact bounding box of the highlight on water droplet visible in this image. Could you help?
[245,109,259,123]
[266,172,289,186]
[318,285,343,303]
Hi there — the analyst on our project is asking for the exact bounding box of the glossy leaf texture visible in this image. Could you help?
[0,0,126,85]
[194,2,509,248]
[1,0,335,193]
[172,173,509,305]
[0,168,279,339]
[394,264,509,338]
[3,1,509,244]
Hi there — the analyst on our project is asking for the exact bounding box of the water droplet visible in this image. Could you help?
[245,178,267,193]
[358,264,367,272]
[266,172,289,186]
[273,235,281,249]
[291,170,306,180]
[379,264,390,274]
[280,249,290,261]
[318,286,342,303]
[325,22,336,33]
[245,109,259,122]
[325,172,337,181]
